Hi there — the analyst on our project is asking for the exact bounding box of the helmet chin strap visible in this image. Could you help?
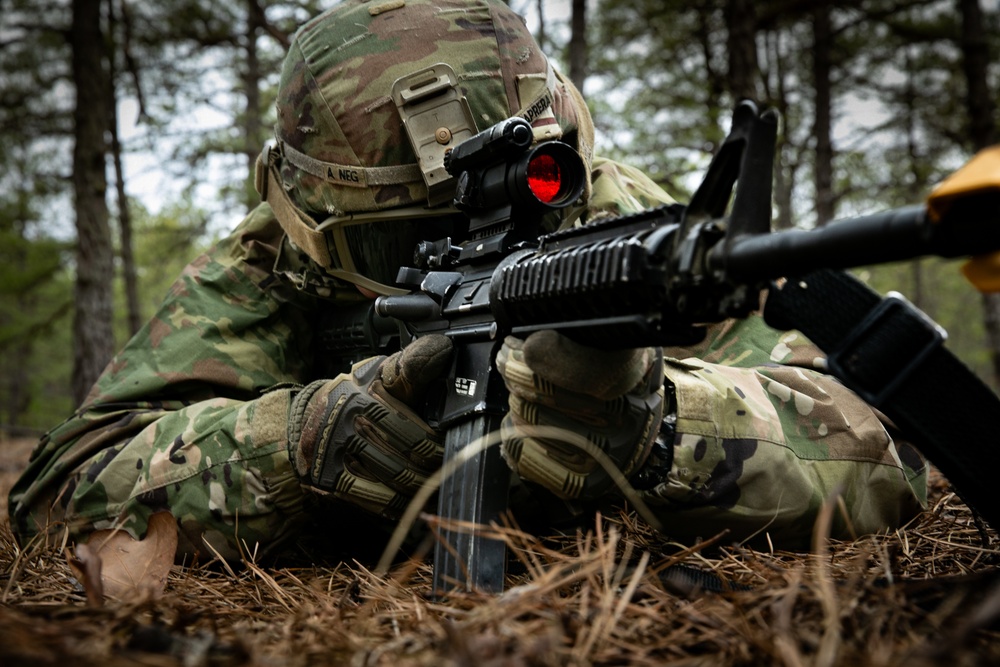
[254,147,410,297]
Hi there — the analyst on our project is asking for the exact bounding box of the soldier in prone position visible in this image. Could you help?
[9,0,926,563]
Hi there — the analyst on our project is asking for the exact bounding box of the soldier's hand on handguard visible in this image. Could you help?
[288,335,453,519]
[496,330,665,501]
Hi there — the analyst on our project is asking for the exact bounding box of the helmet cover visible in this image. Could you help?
[274,0,594,216]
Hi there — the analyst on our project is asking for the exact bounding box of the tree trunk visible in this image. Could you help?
[723,0,760,103]
[903,50,925,310]
[568,0,587,93]
[534,0,546,52]
[959,0,996,151]
[958,0,1000,389]
[765,28,796,231]
[71,0,115,403]
[3,226,35,428]
[812,2,835,226]
[4,338,33,427]
[110,112,140,335]
[108,0,142,336]
[695,3,725,132]
[245,0,264,211]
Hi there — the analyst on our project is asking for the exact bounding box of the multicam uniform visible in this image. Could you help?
[7,158,927,560]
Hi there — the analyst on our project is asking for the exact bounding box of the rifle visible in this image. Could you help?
[320,101,1000,594]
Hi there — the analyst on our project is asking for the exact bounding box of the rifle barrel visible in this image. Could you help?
[717,206,932,280]
[718,193,1000,281]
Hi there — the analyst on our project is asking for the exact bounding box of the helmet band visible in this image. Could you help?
[280,141,424,189]
[256,146,443,297]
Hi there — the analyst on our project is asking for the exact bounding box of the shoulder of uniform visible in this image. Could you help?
[589,156,677,218]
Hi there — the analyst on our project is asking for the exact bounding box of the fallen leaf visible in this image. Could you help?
[87,511,178,601]
[66,542,104,608]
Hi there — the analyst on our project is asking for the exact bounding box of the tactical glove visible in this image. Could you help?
[288,335,453,519]
[496,330,664,501]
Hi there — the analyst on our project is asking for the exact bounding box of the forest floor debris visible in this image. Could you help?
[2,435,999,666]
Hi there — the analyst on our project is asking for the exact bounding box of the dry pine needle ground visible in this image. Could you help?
[2,435,1000,666]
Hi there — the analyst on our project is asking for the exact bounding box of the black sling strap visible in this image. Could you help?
[763,268,1000,530]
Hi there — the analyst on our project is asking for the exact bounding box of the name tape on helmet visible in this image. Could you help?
[520,90,554,125]
[515,65,561,141]
[280,141,423,189]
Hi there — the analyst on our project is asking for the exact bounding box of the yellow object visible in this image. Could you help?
[962,253,1000,293]
[927,145,1000,222]
[927,145,1000,292]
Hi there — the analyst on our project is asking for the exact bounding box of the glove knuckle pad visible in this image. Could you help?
[289,357,446,519]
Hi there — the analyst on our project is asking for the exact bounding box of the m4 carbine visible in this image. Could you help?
[321,101,1000,594]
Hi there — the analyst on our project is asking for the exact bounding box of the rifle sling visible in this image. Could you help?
[763,268,1000,530]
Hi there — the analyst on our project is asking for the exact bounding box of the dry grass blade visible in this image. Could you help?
[812,487,843,667]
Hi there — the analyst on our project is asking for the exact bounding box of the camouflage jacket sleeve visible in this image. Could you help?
[7,204,331,560]
[648,317,928,549]
[588,157,927,549]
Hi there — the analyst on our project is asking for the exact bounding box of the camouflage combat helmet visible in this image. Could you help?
[255,0,595,296]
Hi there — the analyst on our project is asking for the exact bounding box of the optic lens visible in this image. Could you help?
[526,154,562,203]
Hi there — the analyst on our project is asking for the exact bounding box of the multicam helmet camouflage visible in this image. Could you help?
[255,0,594,295]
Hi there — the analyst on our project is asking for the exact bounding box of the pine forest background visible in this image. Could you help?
[1,0,999,435]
